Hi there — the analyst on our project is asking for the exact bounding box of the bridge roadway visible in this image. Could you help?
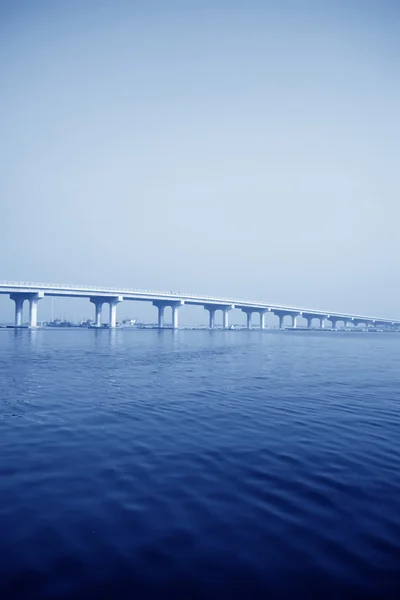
[0,281,399,330]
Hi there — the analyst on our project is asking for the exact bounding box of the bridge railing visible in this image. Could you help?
[0,280,282,306]
[0,280,253,302]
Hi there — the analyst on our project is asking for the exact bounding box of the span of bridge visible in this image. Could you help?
[0,281,398,330]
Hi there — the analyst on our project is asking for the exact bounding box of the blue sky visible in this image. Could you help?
[1,1,399,324]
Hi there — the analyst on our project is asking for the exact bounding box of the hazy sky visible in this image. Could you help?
[1,0,399,324]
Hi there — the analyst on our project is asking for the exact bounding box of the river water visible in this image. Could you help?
[0,329,399,598]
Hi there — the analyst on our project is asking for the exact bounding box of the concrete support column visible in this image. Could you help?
[354,320,368,327]
[306,317,312,329]
[223,309,229,329]
[275,314,285,329]
[172,305,179,330]
[154,300,183,329]
[108,296,122,328]
[206,308,216,329]
[219,305,233,329]
[330,318,338,330]
[10,294,25,327]
[95,303,103,327]
[157,305,165,328]
[259,310,269,329]
[28,294,43,328]
[272,312,289,329]
[246,312,252,330]
[109,303,117,328]
[353,320,365,328]
[90,298,103,328]
[292,315,298,329]
[320,317,325,329]
[153,301,167,329]
[29,299,38,328]
[16,300,24,326]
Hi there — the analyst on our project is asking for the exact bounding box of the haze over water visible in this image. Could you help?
[1,329,400,598]
[1,1,400,323]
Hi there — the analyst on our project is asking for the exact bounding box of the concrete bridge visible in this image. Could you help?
[0,281,398,330]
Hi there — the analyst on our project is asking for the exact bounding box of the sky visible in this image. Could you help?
[0,0,399,325]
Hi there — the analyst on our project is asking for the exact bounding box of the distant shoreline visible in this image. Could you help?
[0,325,397,333]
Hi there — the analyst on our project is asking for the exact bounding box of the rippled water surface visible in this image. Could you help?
[1,329,400,598]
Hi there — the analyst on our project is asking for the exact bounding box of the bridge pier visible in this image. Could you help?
[154,301,168,329]
[272,311,302,329]
[95,303,102,327]
[90,298,104,327]
[172,305,179,330]
[16,298,24,326]
[241,309,253,329]
[10,294,26,327]
[320,317,325,329]
[353,319,367,328]
[292,313,301,328]
[27,293,44,328]
[273,311,286,329]
[222,308,230,329]
[153,300,183,329]
[10,293,43,328]
[204,304,234,329]
[90,296,123,328]
[109,297,123,328]
[157,305,165,328]
[29,298,39,328]
[330,317,338,330]
[205,306,216,329]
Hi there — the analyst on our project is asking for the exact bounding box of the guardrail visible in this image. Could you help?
[0,280,283,306]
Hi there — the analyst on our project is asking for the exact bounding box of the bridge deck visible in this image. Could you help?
[0,281,398,325]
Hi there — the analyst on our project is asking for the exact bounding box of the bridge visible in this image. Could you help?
[0,281,399,330]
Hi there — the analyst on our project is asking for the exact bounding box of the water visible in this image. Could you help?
[1,329,400,599]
